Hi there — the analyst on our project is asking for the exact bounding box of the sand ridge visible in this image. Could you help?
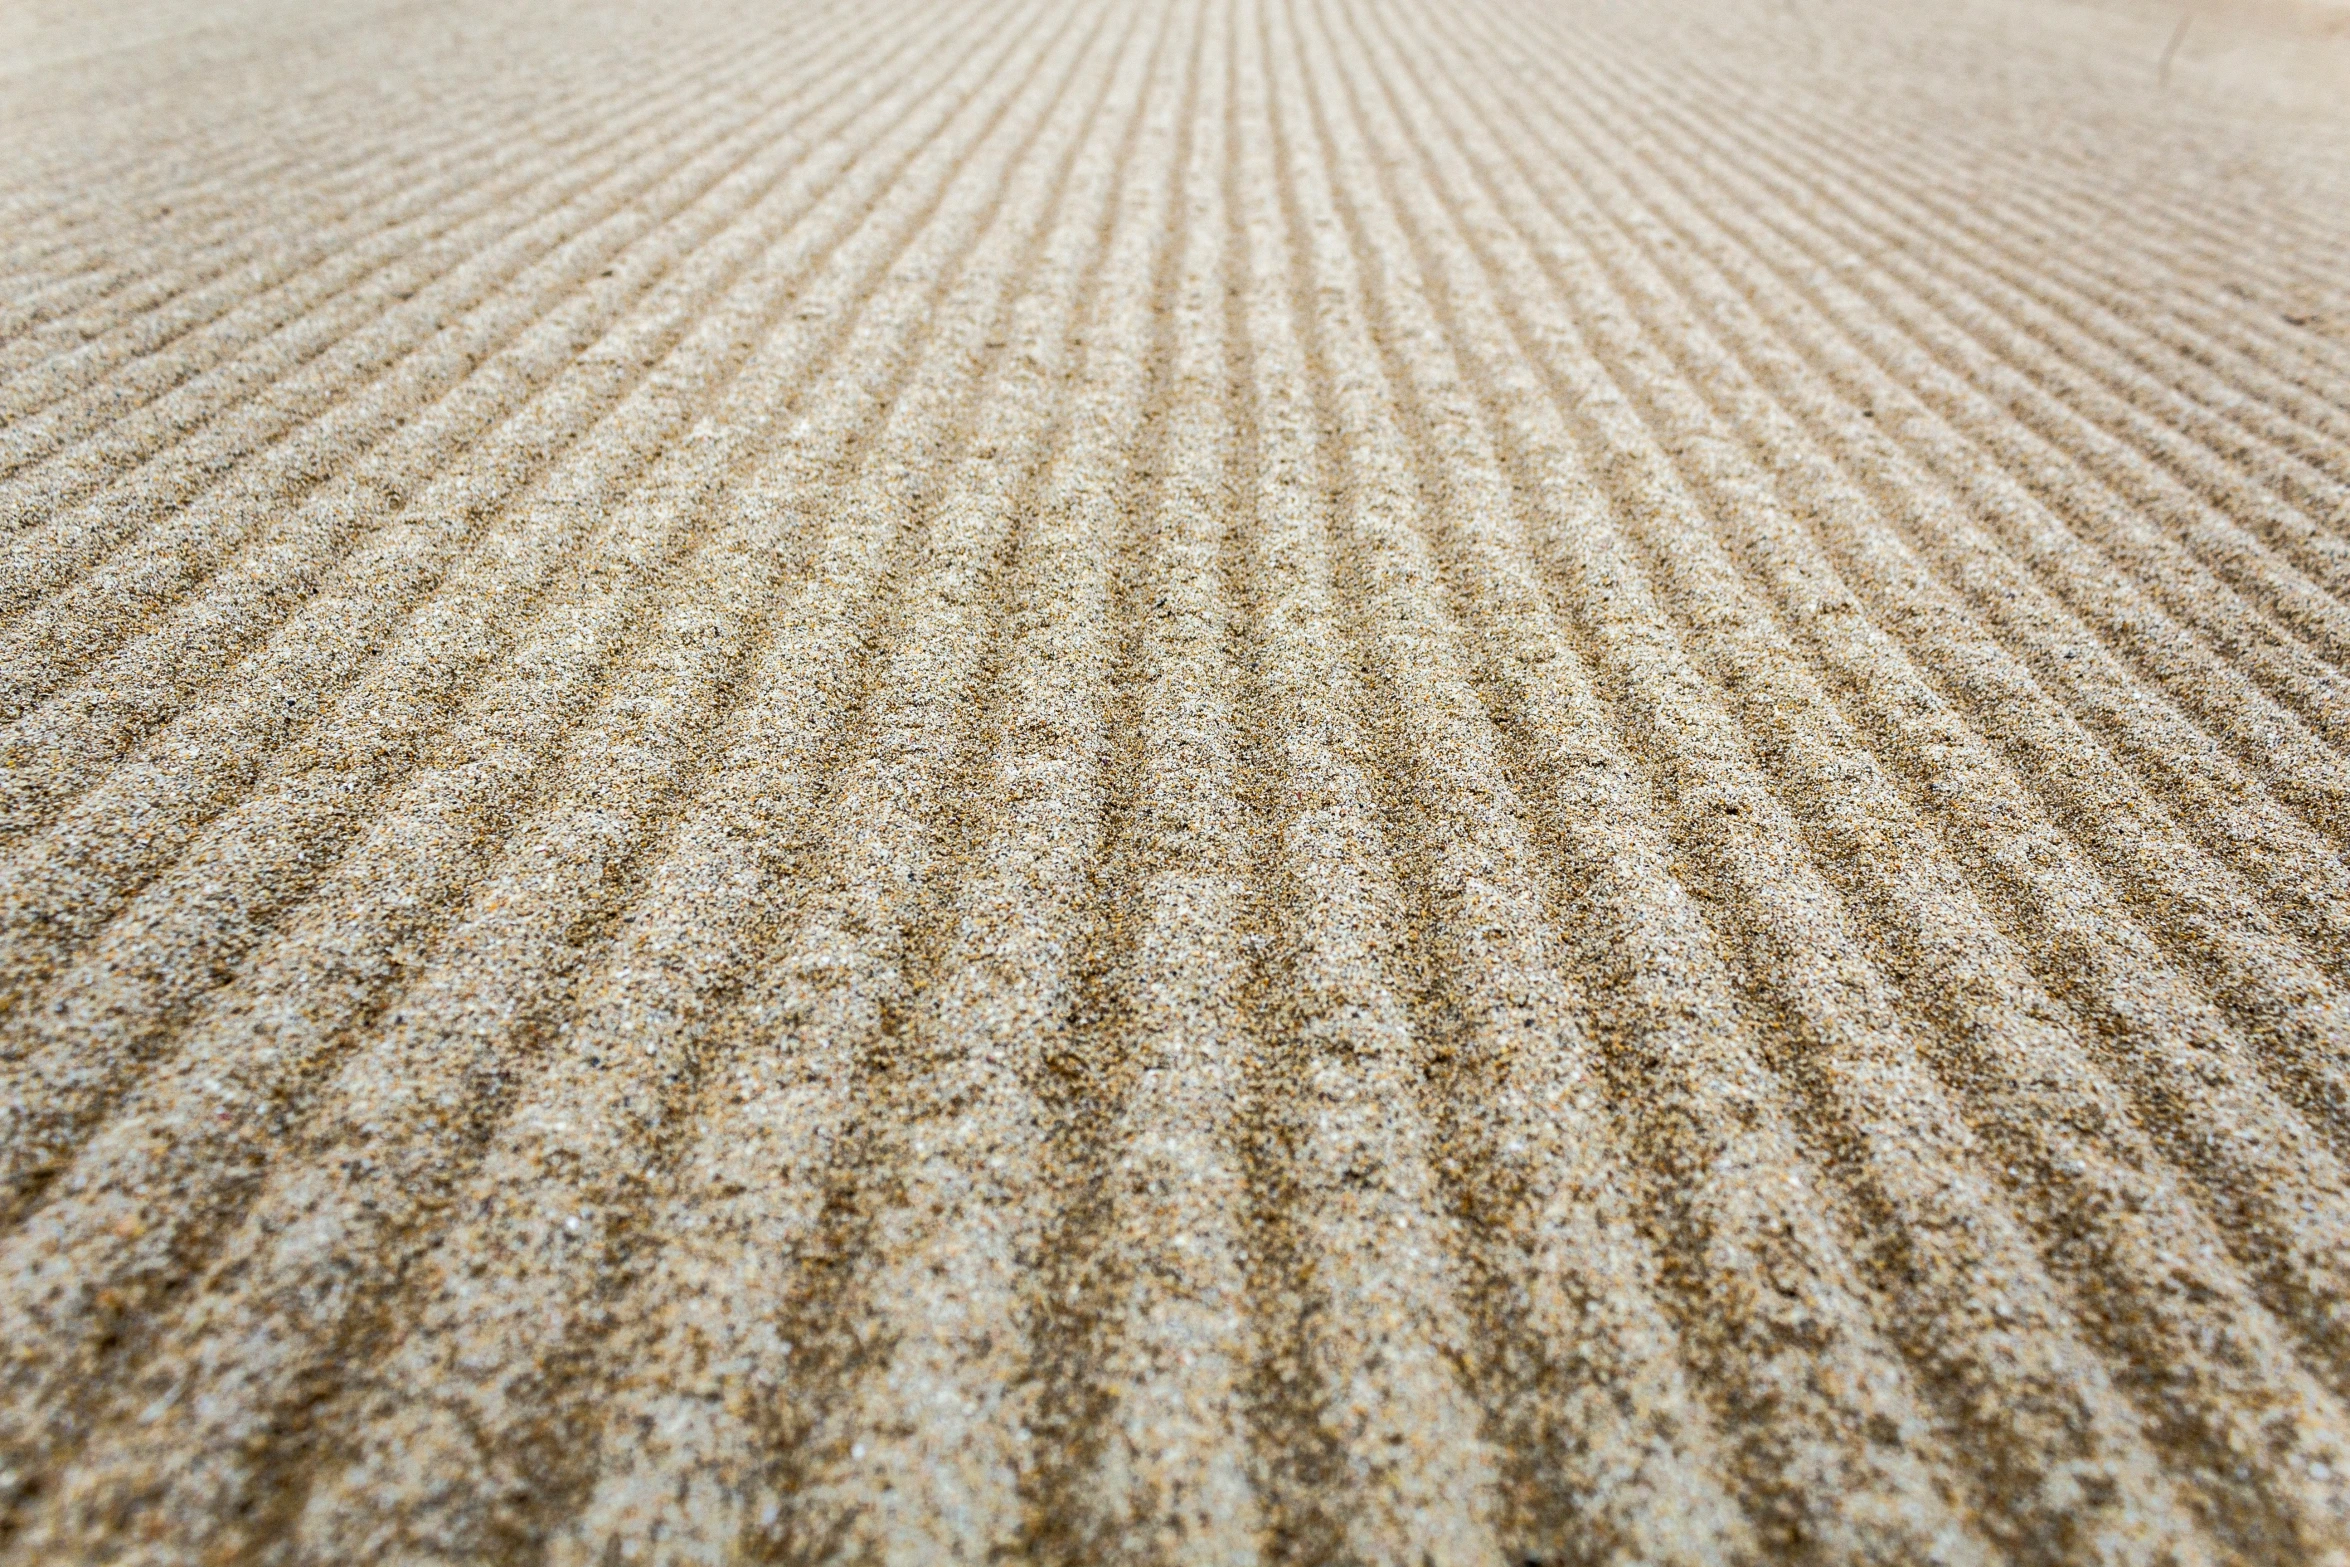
[2,0,2350,1559]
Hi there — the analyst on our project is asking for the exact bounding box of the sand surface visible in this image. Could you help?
[3,0,2350,1559]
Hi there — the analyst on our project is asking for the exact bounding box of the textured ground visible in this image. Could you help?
[3,0,2350,1560]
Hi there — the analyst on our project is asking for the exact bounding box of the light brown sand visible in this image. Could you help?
[2,0,2350,1559]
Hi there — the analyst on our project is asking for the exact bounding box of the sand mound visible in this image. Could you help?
[2,0,2349,1559]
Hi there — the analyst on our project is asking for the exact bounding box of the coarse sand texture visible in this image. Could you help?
[4,0,2350,1560]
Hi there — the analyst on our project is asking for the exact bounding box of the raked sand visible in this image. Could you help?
[3,0,2350,1560]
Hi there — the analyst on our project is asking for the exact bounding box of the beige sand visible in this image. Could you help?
[2,0,2349,1559]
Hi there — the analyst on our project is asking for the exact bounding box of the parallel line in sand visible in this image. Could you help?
[0,109,472,335]
[704,23,1184,1560]
[276,9,1156,1559]
[1372,0,2350,1559]
[1232,9,1752,1560]
[0,0,879,527]
[0,12,798,474]
[1372,0,2350,1550]
[0,0,1042,1272]
[0,0,1043,1236]
[1498,58,2350,1147]
[0,0,741,291]
[1421,0,2350,1265]
[3,0,2347,1557]
[1504,10,2350,777]
[0,0,994,1025]
[1426,0,2350,1101]
[0,0,906,639]
[0,101,541,399]
[1626,53,2350,589]
[0,27,681,412]
[1579,38,2350,708]
[1449,0,2350,1031]
[1311,13,2220,1567]
[1257,8,1757,1560]
[1002,11,1274,1561]
[0,15,917,814]
[1684,7,2350,386]
[1742,59,2350,426]
[0,43,882,733]
[1649,60,2350,536]
[1051,10,1473,1559]
[1298,2,2192,1559]
[1364,0,2350,1413]
[0,5,836,443]
[548,7,1187,1544]
[0,2,1099,1551]
[1427,0,2350,1101]
[1269,16,1752,1565]
[0,85,583,352]
[0,0,957,860]
[1567,0,2350,483]
[0,82,1017,1232]
[0,6,516,243]
[0,1,769,310]
[528,10,1191,1561]
[1438,0,2350,1343]
[0,25,637,348]
[1667,48,2350,494]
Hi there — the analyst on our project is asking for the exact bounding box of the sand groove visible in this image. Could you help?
[3,0,2347,1560]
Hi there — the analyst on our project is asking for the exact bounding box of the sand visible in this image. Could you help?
[1,0,2349,1559]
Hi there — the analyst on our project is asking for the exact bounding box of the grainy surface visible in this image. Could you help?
[2,0,2349,1560]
